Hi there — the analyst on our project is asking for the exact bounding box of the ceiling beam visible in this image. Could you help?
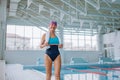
[60,0,85,15]
[85,0,100,10]
[9,0,21,16]
[18,9,48,26]
[43,0,120,19]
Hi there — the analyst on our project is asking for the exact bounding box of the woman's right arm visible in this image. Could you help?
[40,33,46,48]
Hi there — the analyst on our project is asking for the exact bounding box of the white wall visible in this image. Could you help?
[103,32,115,44]
[114,31,120,60]
[0,60,5,80]
[4,50,100,65]
[103,31,120,60]
[63,51,100,63]
[4,50,45,65]
[0,0,7,60]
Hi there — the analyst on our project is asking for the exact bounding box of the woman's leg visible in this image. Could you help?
[54,55,61,80]
[44,54,52,80]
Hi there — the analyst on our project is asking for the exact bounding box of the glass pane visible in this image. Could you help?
[92,35,97,51]
[64,34,72,50]
[16,25,24,37]
[79,39,85,50]
[33,27,41,38]
[32,39,41,50]
[6,25,16,50]
[25,26,32,38]
[6,25,46,50]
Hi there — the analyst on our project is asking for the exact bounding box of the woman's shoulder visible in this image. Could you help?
[43,31,49,35]
[42,33,46,38]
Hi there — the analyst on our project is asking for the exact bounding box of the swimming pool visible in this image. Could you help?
[24,63,120,80]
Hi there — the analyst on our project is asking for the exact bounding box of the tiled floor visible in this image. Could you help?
[5,64,45,80]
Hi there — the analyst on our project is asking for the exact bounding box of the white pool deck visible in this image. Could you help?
[5,64,55,80]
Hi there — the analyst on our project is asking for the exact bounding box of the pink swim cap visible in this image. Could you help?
[50,21,57,26]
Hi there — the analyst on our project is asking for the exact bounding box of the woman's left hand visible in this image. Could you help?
[58,44,63,48]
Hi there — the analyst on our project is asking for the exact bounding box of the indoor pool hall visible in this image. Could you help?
[0,0,120,80]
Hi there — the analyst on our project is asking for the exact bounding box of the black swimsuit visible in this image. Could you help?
[46,45,60,61]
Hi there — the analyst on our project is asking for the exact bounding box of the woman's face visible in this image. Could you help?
[49,24,57,32]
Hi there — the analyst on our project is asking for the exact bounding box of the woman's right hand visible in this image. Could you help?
[44,42,49,46]
[40,42,49,48]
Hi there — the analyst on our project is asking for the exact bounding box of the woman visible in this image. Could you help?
[40,21,63,80]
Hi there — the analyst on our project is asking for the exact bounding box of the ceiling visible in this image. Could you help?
[7,0,120,35]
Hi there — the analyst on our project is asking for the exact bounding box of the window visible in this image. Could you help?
[64,29,98,51]
[6,25,46,50]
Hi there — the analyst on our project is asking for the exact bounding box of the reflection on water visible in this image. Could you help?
[63,69,120,80]
[64,73,99,80]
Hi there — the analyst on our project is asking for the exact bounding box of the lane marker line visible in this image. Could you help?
[66,67,120,78]
[66,67,107,76]
[90,66,120,71]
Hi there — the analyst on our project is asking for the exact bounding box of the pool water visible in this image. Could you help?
[24,64,120,80]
